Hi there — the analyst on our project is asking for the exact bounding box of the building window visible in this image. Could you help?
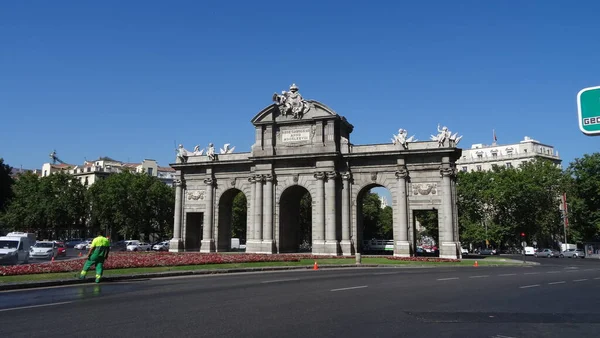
[506,162,513,168]
[43,170,47,177]
[524,149,527,153]
[462,166,468,172]
[492,153,498,158]
[148,168,154,176]
[476,165,482,171]
[477,154,483,159]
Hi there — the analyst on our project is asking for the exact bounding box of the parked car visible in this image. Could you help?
[534,248,559,258]
[560,248,585,258]
[65,238,83,248]
[30,241,58,259]
[111,240,128,252]
[461,247,469,255]
[54,241,67,257]
[478,248,498,255]
[523,246,536,256]
[126,240,151,251]
[152,241,170,251]
[74,240,91,250]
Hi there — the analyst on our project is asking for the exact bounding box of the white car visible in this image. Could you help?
[74,240,91,250]
[126,240,151,251]
[152,241,170,251]
[461,248,469,255]
[30,241,58,259]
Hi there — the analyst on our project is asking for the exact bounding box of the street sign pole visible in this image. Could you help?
[577,86,600,136]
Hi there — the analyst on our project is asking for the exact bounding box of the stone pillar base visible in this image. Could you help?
[200,239,215,253]
[257,240,275,254]
[394,240,412,257]
[311,240,327,255]
[439,242,459,259]
[340,240,353,256]
[324,240,340,255]
[169,238,184,252]
[244,239,263,254]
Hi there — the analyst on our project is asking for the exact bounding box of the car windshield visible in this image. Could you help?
[0,240,19,249]
[34,242,53,248]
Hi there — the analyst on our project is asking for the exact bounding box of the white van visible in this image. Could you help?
[0,236,31,265]
[523,246,535,256]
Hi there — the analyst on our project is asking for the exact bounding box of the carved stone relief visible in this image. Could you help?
[411,183,438,196]
[187,190,205,200]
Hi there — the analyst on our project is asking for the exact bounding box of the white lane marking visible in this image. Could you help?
[573,279,588,282]
[437,277,459,281]
[469,275,490,278]
[524,272,539,275]
[546,271,561,274]
[0,301,72,312]
[330,285,368,292]
[548,281,566,285]
[584,269,594,271]
[594,277,600,280]
[498,273,517,277]
[260,278,299,284]
[373,272,401,275]
[565,270,578,273]
[519,284,540,289]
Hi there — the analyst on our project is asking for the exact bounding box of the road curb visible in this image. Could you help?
[0,262,537,291]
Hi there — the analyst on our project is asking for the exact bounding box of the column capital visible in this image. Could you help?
[341,172,352,181]
[254,174,264,182]
[440,166,457,178]
[203,177,215,186]
[314,171,326,180]
[395,166,409,180]
[248,176,256,184]
[174,179,185,188]
[326,171,337,180]
[264,174,274,182]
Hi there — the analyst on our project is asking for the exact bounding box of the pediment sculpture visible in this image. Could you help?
[219,143,235,154]
[176,144,205,163]
[272,83,312,119]
[392,128,417,149]
[430,124,463,147]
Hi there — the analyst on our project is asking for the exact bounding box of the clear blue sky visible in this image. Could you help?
[2,0,599,188]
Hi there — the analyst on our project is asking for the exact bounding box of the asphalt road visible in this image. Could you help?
[1,258,600,337]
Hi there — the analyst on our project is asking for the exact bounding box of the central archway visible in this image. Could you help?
[278,185,312,253]
[356,184,394,254]
[217,188,247,252]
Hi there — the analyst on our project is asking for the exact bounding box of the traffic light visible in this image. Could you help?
[520,232,526,238]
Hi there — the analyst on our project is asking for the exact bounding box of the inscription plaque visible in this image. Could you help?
[281,127,311,143]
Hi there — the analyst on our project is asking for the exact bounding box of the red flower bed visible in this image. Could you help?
[386,256,460,263]
[0,252,302,276]
[0,253,460,276]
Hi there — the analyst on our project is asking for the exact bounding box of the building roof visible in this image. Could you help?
[158,166,175,172]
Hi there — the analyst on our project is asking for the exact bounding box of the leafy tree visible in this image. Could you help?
[565,153,600,242]
[415,210,438,244]
[298,192,312,247]
[0,158,13,213]
[231,191,247,239]
[378,206,393,239]
[361,192,381,240]
[2,172,43,232]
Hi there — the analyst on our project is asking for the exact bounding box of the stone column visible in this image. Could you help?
[439,166,458,259]
[324,171,339,254]
[169,178,184,252]
[313,172,326,253]
[200,177,215,252]
[262,174,274,252]
[394,166,411,257]
[340,172,352,255]
[247,176,256,241]
[254,175,263,241]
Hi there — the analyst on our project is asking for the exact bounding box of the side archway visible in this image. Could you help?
[278,185,312,253]
[355,183,394,254]
[217,188,247,251]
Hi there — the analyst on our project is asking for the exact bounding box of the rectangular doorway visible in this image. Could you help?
[185,212,203,251]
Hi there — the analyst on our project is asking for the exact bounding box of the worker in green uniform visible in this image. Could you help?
[79,232,111,283]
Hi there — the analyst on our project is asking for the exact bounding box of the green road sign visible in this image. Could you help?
[577,86,600,135]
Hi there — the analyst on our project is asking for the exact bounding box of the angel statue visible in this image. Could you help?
[219,143,235,154]
[206,143,216,161]
[392,128,417,149]
[193,145,205,156]
[176,144,189,163]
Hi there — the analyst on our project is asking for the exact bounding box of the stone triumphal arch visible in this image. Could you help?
[169,84,463,259]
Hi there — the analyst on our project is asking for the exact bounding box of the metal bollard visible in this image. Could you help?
[356,253,362,265]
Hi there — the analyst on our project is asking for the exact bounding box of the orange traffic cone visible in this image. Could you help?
[313,261,319,270]
[473,260,479,267]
